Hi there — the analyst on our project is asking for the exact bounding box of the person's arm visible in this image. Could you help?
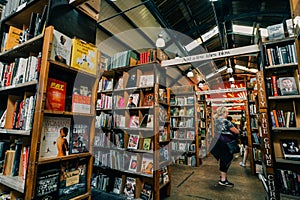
[230,126,239,135]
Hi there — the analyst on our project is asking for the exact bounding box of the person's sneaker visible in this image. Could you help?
[240,162,246,167]
[218,179,234,187]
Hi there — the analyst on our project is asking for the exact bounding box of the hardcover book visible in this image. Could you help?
[70,38,98,75]
[143,138,151,151]
[127,93,139,107]
[280,139,300,160]
[129,115,139,128]
[128,155,138,172]
[139,74,154,87]
[124,177,136,198]
[126,73,137,88]
[50,29,72,65]
[278,77,298,96]
[69,123,89,154]
[39,116,71,158]
[143,92,154,106]
[141,155,153,175]
[127,134,139,149]
[140,183,153,200]
[35,168,60,199]
[46,78,67,111]
[5,26,22,51]
[112,177,122,194]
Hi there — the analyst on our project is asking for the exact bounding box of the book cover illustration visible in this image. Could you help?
[46,78,67,111]
[278,77,298,96]
[141,155,153,175]
[140,183,153,200]
[112,177,122,194]
[59,159,87,199]
[143,138,151,151]
[139,74,154,87]
[127,93,139,107]
[50,29,72,65]
[72,85,92,114]
[280,139,300,160]
[126,73,137,88]
[127,134,139,149]
[70,38,98,75]
[143,92,154,106]
[39,116,71,158]
[69,123,89,154]
[124,177,136,198]
[128,155,138,172]
[35,169,60,199]
[129,115,139,128]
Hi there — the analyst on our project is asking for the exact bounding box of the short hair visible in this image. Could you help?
[61,127,69,134]
[214,106,228,118]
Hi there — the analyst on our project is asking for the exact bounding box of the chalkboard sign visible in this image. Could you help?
[36,168,60,199]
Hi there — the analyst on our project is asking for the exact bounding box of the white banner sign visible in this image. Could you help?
[161,44,260,66]
[196,87,246,95]
[207,97,247,102]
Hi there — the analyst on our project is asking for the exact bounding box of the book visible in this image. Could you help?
[35,168,60,199]
[39,116,71,158]
[2,150,15,175]
[5,26,22,51]
[139,74,154,87]
[50,29,72,65]
[128,115,139,128]
[11,140,23,176]
[123,177,136,198]
[59,159,87,199]
[146,114,154,128]
[141,155,153,175]
[278,77,298,96]
[70,38,98,75]
[112,177,122,194]
[128,93,139,107]
[127,134,139,149]
[126,73,137,88]
[128,155,138,172]
[267,23,285,41]
[143,92,154,106]
[46,78,67,111]
[140,183,153,200]
[280,139,300,160]
[69,123,89,154]
[143,138,151,151]
[271,76,279,97]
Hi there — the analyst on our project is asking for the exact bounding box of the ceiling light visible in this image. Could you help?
[229,76,235,82]
[187,70,194,77]
[210,0,218,1]
[235,65,258,73]
[226,67,233,74]
[199,82,204,87]
[175,53,180,59]
[230,83,235,88]
[156,33,165,48]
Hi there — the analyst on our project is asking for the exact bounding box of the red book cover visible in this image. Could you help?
[271,76,279,96]
[72,94,91,113]
[46,78,66,111]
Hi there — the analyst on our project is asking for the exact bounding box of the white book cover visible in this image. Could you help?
[50,29,72,65]
[39,116,71,158]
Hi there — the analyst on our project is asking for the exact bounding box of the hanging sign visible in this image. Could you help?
[196,87,246,95]
[161,44,260,66]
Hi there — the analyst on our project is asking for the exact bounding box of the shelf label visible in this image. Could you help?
[256,71,267,109]
[161,44,260,66]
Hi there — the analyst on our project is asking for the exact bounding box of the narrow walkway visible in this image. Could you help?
[164,155,266,200]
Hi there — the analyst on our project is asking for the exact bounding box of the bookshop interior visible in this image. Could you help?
[1,0,300,199]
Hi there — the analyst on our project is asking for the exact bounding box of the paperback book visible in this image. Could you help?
[46,78,67,111]
[140,183,153,200]
[124,177,136,198]
[280,139,300,160]
[127,134,139,150]
[128,155,138,172]
[112,177,122,194]
[69,123,89,154]
[141,155,153,175]
[50,29,72,65]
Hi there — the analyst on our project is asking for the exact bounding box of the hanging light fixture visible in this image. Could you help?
[156,33,165,48]
[226,67,233,74]
[230,83,235,88]
[187,69,194,77]
[229,76,235,82]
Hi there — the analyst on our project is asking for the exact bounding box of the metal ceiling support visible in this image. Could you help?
[102,0,155,47]
[211,0,224,49]
[224,11,290,21]
[98,0,151,24]
[181,0,201,37]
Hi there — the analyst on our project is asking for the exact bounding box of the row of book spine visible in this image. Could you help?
[270,110,295,128]
[0,54,41,88]
[276,169,300,197]
[265,43,297,66]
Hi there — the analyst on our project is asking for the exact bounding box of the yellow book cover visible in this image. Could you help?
[70,38,98,75]
[5,26,22,51]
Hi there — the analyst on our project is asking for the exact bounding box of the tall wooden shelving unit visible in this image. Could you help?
[0,0,99,199]
[257,15,300,198]
[93,62,171,200]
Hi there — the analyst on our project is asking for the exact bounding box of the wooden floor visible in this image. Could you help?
[163,155,267,200]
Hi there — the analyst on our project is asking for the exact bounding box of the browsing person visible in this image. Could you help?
[210,106,239,187]
[240,123,249,167]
